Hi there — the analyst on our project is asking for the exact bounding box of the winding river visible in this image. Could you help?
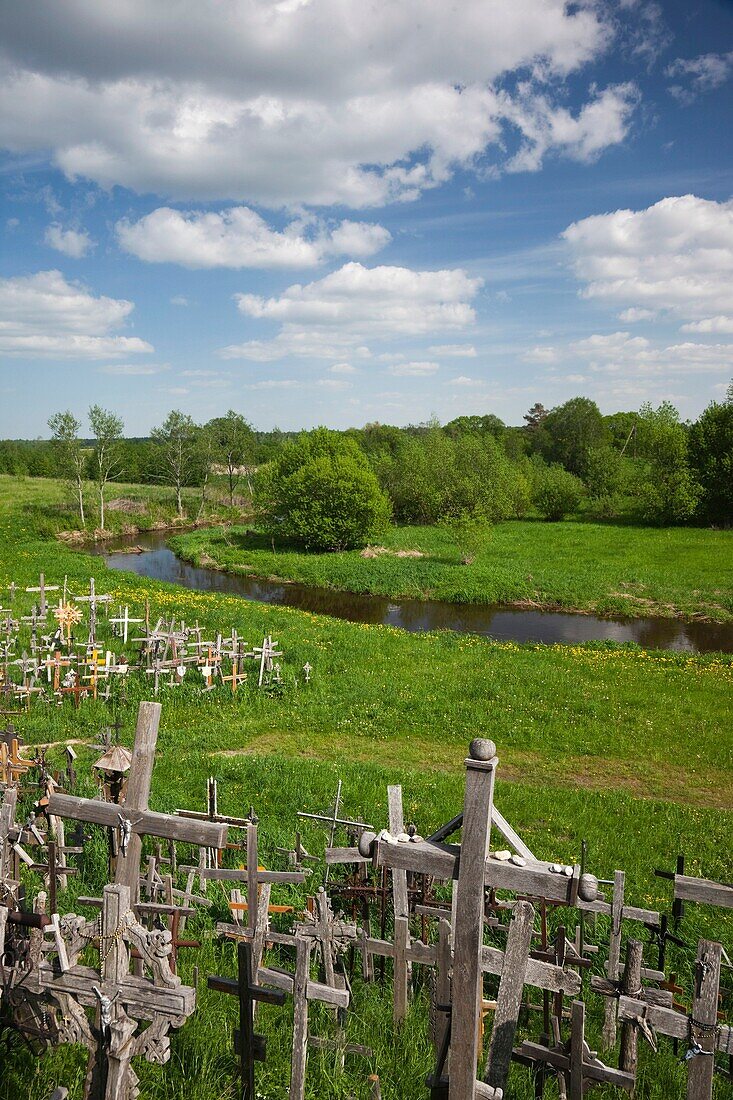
[90,530,733,654]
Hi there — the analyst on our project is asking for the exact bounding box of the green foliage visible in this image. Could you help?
[151,410,200,516]
[257,426,391,550]
[437,510,493,563]
[206,409,254,505]
[531,460,585,520]
[47,408,87,526]
[375,428,529,525]
[634,402,700,524]
[688,391,733,524]
[535,397,609,477]
[88,403,124,528]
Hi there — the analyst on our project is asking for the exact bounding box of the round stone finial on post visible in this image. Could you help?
[469,737,496,762]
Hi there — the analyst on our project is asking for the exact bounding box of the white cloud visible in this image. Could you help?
[0,269,153,358]
[523,345,559,363]
[666,52,733,102]
[563,195,733,322]
[545,330,733,379]
[44,223,94,258]
[99,363,168,376]
[330,362,356,374]
[170,295,189,306]
[428,344,477,357]
[117,206,390,268]
[235,262,482,335]
[388,361,440,377]
[317,378,351,390]
[502,82,638,173]
[247,379,301,389]
[222,263,480,365]
[680,316,733,335]
[0,1,630,207]
[618,307,656,322]
[452,375,485,386]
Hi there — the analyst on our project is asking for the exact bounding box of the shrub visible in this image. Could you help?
[532,461,585,520]
[257,427,391,551]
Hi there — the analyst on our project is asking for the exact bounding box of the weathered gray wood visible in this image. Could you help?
[118,701,160,895]
[519,1039,635,1090]
[324,846,371,865]
[481,946,581,997]
[247,823,258,935]
[290,936,313,1100]
[617,996,732,1053]
[602,870,625,1049]
[674,875,733,910]
[197,866,307,883]
[686,939,721,1100]
[255,964,349,1009]
[433,916,452,1062]
[590,975,672,1009]
[619,939,643,1086]
[570,1000,585,1100]
[484,900,535,1093]
[491,805,534,861]
[48,793,227,849]
[449,741,497,1100]
[388,784,411,1022]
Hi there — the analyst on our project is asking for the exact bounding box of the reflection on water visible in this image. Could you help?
[88,530,733,654]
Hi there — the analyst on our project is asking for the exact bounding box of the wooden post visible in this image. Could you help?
[619,939,643,1084]
[484,900,535,1093]
[448,737,497,1100]
[116,702,161,899]
[686,940,722,1100]
[602,870,625,1049]
[290,935,314,1100]
[388,784,411,1023]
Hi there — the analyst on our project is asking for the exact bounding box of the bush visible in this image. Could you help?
[256,427,391,551]
[532,461,585,520]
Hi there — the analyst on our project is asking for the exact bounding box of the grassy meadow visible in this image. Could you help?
[171,520,733,622]
[1,475,732,1099]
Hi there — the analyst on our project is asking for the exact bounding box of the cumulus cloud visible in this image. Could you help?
[0,0,632,207]
[523,345,559,363]
[99,363,168,375]
[0,269,153,358]
[330,362,357,374]
[117,207,391,268]
[618,307,656,322]
[563,195,733,322]
[666,52,733,103]
[680,316,733,335]
[44,223,94,257]
[222,262,480,364]
[532,330,733,379]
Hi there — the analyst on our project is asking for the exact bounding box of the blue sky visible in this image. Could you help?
[1,0,732,437]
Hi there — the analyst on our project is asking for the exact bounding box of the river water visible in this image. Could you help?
[89,530,733,654]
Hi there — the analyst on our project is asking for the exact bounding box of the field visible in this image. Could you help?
[1,475,732,1099]
[171,520,733,622]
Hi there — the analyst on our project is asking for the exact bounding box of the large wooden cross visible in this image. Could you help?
[25,573,59,619]
[48,702,228,900]
[33,881,198,1100]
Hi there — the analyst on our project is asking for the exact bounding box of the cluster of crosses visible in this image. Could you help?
[1,711,732,1100]
[0,572,309,714]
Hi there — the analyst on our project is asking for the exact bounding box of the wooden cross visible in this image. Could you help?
[298,779,372,884]
[207,939,287,1100]
[109,606,143,646]
[617,940,728,1100]
[33,881,198,1100]
[48,702,228,901]
[674,874,733,912]
[296,887,358,996]
[0,736,34,785]
[53,600,83,646]
[253,634,282,687]
[74,578,112,644]
[44,650,73,692]
[518,999,634,1099]
[25,573,59,619]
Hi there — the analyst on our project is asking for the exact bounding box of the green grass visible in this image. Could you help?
[170,520,733,623]
[1,476,732,1099]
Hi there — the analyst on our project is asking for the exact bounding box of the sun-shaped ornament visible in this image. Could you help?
[53,600,83,645]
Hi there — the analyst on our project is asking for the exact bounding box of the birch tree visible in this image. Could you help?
[150,410,199,517]
[48,410,87,527]
[88,404,124,530]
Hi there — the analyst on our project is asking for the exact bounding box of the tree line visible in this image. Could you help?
[0,388,730,538]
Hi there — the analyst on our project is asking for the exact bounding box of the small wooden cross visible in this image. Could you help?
[25,573,59,619]
[207,939,287,1100]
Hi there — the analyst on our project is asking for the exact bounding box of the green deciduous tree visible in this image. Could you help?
[257,427,391,551]
[88,404,124,529]
[688,386,733,524]
[48,410,86,527]
[535,397,609,477]
[151,410,199,517]
[634,402,700,524]
[207,410,254,506]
